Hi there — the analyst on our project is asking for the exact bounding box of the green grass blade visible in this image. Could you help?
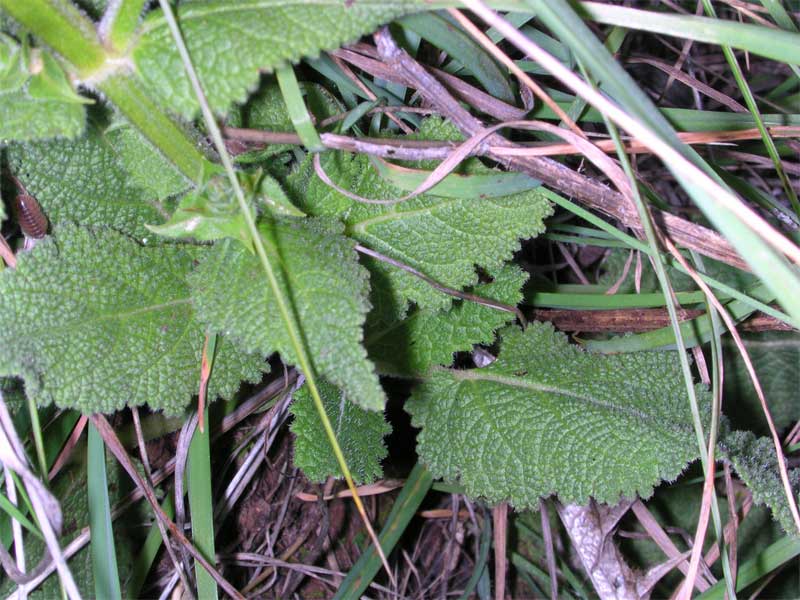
[400,12,515,102]
[696,535,800,600]
[88,423,122,600]
[700,0,800,217]
[520,0,800,329]
[370,156,541,197]
[0,488,42,540]
[187,409,218,600]
[580,1,800,65]
[333,463,433,600]
[585,285,774,353]
[526,290,708,309]
[276,64,325,152]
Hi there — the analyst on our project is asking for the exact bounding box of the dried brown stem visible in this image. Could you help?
[365,28,748,271]
[531,307,794,333]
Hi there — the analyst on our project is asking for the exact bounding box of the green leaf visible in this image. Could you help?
[147,171,251,247]
[290,380,390,483]
[229,80,341,164]
[721,430,800,538]
[407,323,707,508]
[0,225,266,414]
[103,118,189,201]
[28,50,92,106]
[287,121,551,314]
[0,38,87,142]
[189,217,385,411]
[132,0,422,118]
[723,332,800,436]
[6,118,174,239]
[367,264,527,375]
[0,33,29,93]
[0,86,85,143]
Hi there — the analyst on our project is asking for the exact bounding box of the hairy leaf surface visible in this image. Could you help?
[0,225,266,414]
[722,430,800,537]
[367,264,527,375]
[291,380,390,484]
[189,217,385,411]
[0,38,86,141]
[0,89,85,142]
[288,151,551,315]
[133,0,421,118]
[407,323,706,508]
[7,119,175,239]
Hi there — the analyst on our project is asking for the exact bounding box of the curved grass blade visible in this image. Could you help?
[88,423,122,600]
[276,64,324,152]
[333,463,433,600]
[696,535,800,600]
[580,1,800,65]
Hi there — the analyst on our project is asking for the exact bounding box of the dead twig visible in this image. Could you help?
[367,26,749,271]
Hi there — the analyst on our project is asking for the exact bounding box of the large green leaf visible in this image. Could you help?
[290,380,390,483]
[6,116,183,239]
[287,129,551,314]
[189,217,385,411]
[407,323,707,508]
[366,264,527,375]
[132,0,422,118]
[0,225,266,414]
[722,430,800,538]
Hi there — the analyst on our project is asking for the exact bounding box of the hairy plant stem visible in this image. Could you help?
[153,0,394,584]
[98,74,210,181]
[0,0,105,75]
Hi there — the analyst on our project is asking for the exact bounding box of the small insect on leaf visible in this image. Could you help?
[11,176,48,239]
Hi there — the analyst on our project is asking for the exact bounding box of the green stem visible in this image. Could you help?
[106,0,148,51]
[151,1,388,574]
[0,0,105,75]
[98,74,210,181]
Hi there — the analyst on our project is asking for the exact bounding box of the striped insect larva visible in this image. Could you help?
[8,174,48,240]
[12,192,48,239]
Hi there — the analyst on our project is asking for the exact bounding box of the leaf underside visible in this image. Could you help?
[189,217,386,411]
[0,225,266,414]
[407,323,707,508]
